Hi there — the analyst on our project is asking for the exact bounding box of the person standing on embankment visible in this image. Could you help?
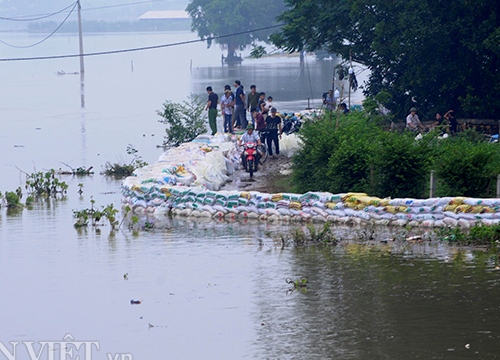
[205,86,219,135]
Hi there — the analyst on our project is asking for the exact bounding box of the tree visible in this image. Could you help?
[157,95,206,147]
[271,0,500,120]
[186,0,286,61]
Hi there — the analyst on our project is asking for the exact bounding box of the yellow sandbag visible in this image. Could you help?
[325,202,336,209]
[289,201,302,210]
[344,202,358,209]
[271,193,283,202]
[454,204,471,213]
[379,198,391,206]
[469,206,485,214]
[444,204,458,212]
[449,197,466,205]
[342,192,368,202]
[240,192,251,200]
[384,205,407,214]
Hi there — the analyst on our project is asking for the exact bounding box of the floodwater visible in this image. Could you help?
[0,32,499,359]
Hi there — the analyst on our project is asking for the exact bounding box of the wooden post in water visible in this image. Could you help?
[496,174,500,198]
[429,170,436,198]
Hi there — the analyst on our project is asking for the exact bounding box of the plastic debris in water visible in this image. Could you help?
[130,300,142,305]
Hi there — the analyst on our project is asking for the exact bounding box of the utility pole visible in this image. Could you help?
[77,0,84,76]
[77,0,85,108]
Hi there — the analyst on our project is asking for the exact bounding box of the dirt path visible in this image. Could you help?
[223,155,293,193]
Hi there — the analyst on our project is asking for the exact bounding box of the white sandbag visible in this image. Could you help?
[457,219,472,228]
[311,207,328,218]
[266,209,281,217]
[326,215,339,222]
[481,219,500,226]
[407,220,420,227]
[434,220,445,227]
[201,205,217,215]
[278,208,292,216]
[391,219,407,226]
[443,217,458,227]
[443,211,460,220]
[422,220,435,227]
[311,215,328,223]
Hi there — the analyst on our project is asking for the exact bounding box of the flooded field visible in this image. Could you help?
[0,32,499,359]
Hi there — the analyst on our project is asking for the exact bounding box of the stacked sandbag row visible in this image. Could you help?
[123,133,303,193]
[121,187,500,228]
[124,134,239,192]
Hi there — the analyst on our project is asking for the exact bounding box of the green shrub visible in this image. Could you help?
[292,112,433,197]
[292,110,500,198]
[371,130,434,198]
[5,191,22,209]
[433,136,500,197]
[25,169,68,197]
[157,94,206,147]
[102,144,147,177]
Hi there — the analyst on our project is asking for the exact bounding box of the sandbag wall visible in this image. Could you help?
[122,185,500,228]
[122,133,500,228]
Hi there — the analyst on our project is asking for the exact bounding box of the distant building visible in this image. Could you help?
[138,10,191,31]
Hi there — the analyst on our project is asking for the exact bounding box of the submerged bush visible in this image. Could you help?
[102,144,147,177]
[157,94,206,147]
[436,223,500,247]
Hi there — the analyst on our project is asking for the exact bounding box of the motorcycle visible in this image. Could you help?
[242,142,258,177]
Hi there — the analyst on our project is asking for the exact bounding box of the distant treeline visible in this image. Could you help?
[27,20,191,33]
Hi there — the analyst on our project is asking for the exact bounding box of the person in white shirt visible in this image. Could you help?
[406,107,423,132]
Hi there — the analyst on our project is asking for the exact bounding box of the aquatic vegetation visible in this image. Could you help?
[25,169,68,197]
[4,191,23,209]
[435,223,500,247]
[102,144,147,177]
[275,223,338,249]
[58,162,94,176]
[73,197,119,230]
[291,223,338,247]
[286,277,308,294]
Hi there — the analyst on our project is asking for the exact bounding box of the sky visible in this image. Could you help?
[0,0,190,25]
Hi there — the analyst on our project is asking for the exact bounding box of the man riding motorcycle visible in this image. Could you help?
[238,123,262,173]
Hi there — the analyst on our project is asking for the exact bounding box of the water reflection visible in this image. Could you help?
[252,244,500,359]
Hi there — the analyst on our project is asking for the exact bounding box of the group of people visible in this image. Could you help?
[206,81,276,135]
[323,89,349,114]
[206,81,284,171]
[406,107,458,135]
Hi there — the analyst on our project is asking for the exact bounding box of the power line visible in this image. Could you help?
[0,2,77,22]
[0,24,284,62]
[81,0,170,12]
[0,3,78,49]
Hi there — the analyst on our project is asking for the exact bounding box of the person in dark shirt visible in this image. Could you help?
[265,107,282,157]
[205,86,218,135]
[444,110,458,135]
[258,92,267,115]
[247,85,259,115]
[233,80,247,129]
[251,108,266,144]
